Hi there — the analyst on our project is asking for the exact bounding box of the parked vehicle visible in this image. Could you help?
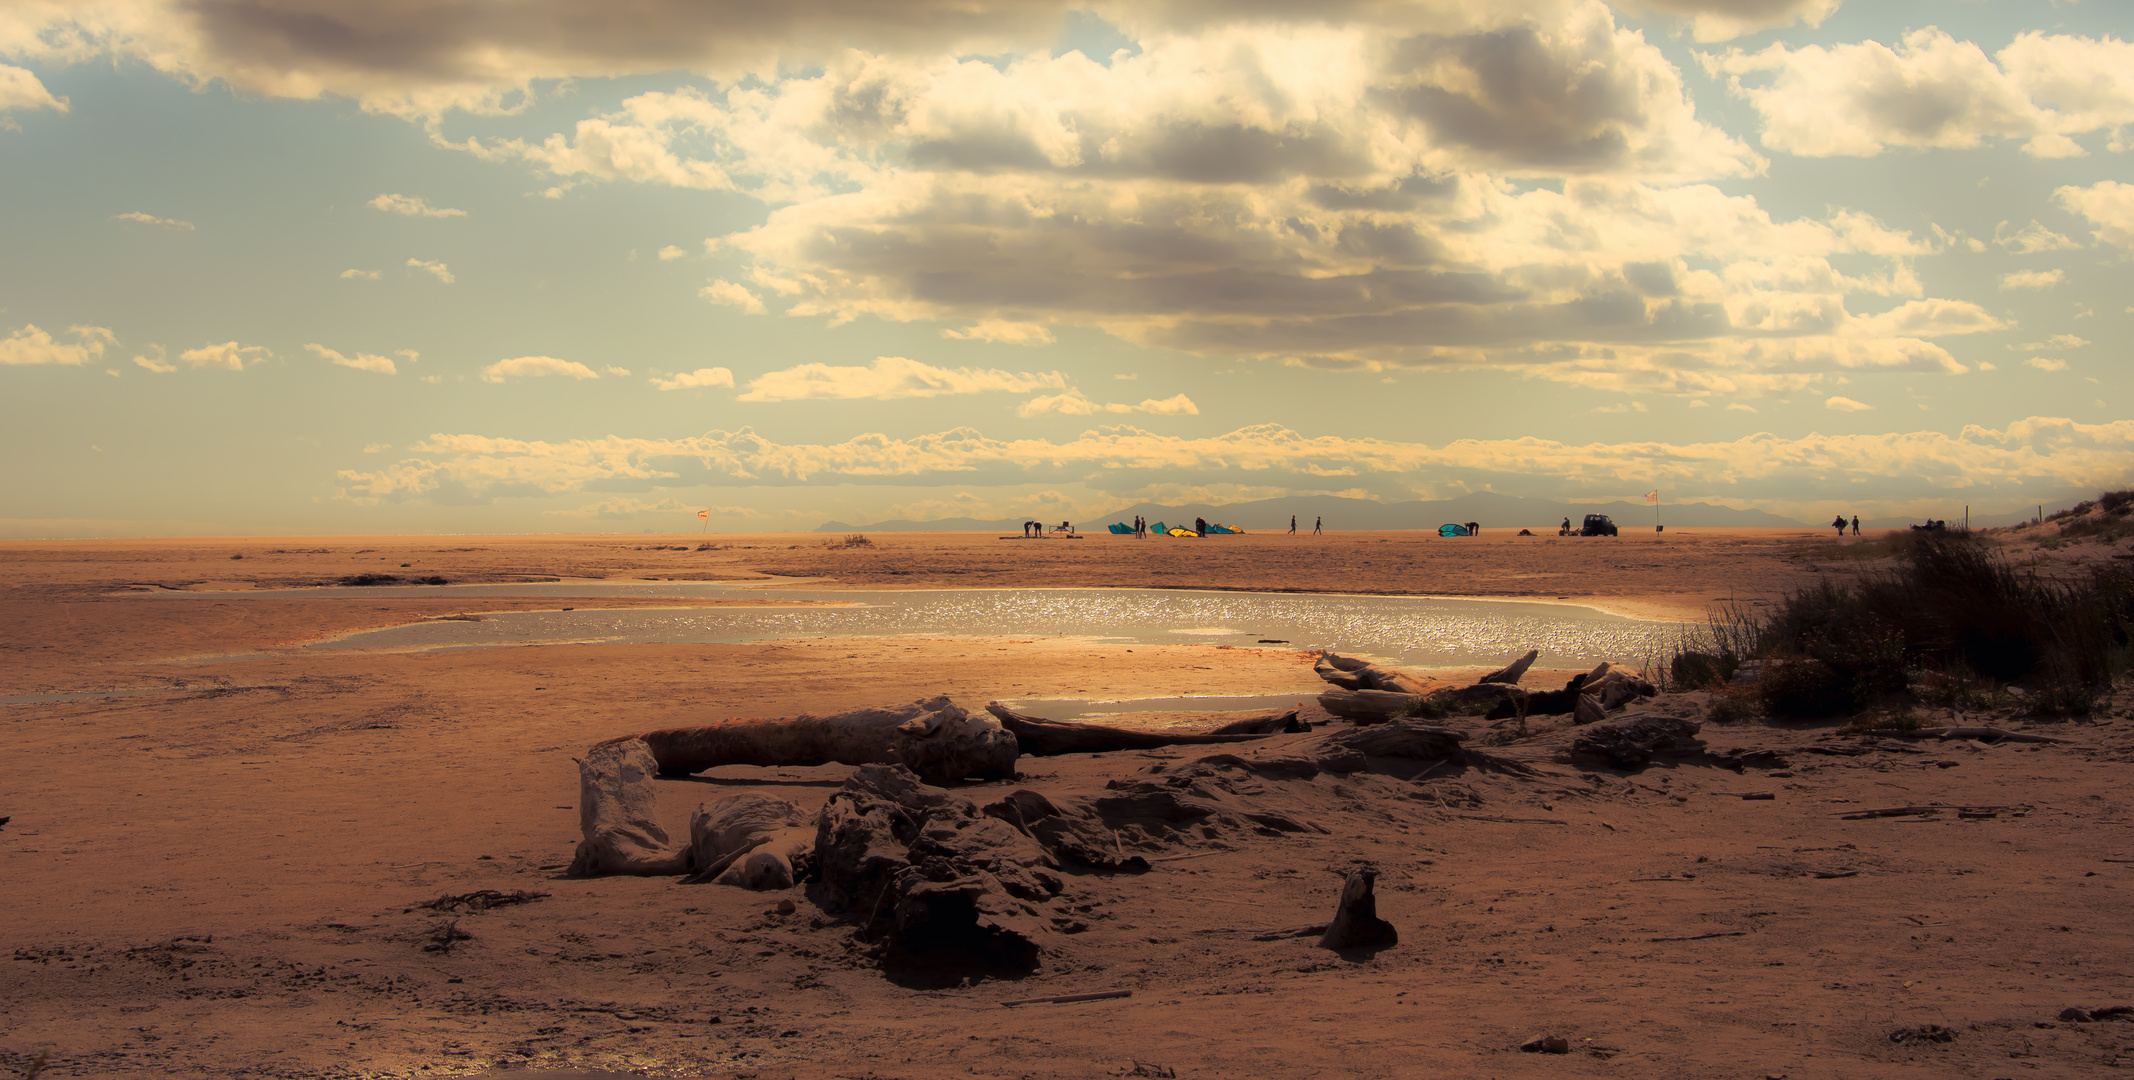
[1580,513,1619,537]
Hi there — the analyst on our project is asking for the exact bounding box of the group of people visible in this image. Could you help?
[1284,515,1322,535]
[1831,514,1862,536]
[1021,520,1074,537]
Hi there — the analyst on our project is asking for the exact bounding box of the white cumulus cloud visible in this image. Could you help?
[0,324,116,366]
[406,258,455,283]
[2056,181,2134,249]
[1017,390,1200,418]
[739,355,1066,402]
[1994,220,2078,253]
[369,193,466,217]
[1824,395,1873,412]
[2025,357,2068,372]
[305,343,397,375]
[942,321,1056,346]
[480,355,600,383]
[650,367,736,391]
[1705,29,2071,158]
[1998,268,2064,291]
[657,245,686,260]
[111,211,195,230]
[339,268,382,280]
[699,279,765,314]
[178,341,270,371]
[0,64,66,115]
[1612,0,1841,42]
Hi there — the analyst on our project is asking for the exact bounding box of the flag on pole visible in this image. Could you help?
[1645,490,1659,503]
[697,509,710,520]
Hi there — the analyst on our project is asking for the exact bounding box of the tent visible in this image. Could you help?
[1108,522,1133,534]
[1438,523,1470,537]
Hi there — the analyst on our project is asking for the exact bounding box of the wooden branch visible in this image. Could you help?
[1648,930,1747,942]
[1837,804,2020,819]
[1249,923,1330,941]
[1479,650,1540,685]
[1891,726,2077,744]
[999,990,1133,1008]
[1147,850,1235,864]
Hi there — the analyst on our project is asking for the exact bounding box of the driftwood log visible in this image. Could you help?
[568,738,691,878]
[631,696,1018,785]
[1320,870,1398,950]
[1479,650,1540,685]
[682,793,813,888]
[1315,689,1424,724]
[1313,652,1429,695]
[985,702,1287,755]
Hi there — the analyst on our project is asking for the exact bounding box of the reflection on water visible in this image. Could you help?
[313,587,1678,670]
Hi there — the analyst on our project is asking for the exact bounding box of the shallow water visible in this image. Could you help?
[310,586,1678,670]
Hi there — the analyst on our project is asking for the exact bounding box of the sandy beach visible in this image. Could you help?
[4,527,2131,1079]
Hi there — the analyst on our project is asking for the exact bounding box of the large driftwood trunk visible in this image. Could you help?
[568,738,691,878]
[985,703,1286,755]
[631,696,1017,785]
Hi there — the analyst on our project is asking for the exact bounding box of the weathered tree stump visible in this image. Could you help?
[1320,870,1398,951]
[567,738,690,878]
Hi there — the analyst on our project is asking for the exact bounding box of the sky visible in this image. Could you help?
[2,0,2131,537]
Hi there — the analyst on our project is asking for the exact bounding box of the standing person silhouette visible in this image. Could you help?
[1195,516,1207,537]
[1831,514,1847,537]
[1851,515,1861,536]
[1289,514,1296,535]
[1313,516,1322,536]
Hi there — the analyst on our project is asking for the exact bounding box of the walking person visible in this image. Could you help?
[1312,516,1322,536]
[1851,515,1860,536]
[1289,514,1296,535]
[1831,514,1847,537]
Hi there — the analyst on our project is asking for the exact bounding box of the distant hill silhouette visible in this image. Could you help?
[816,491,1804,533]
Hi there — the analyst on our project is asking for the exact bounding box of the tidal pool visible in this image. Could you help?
[308,586,1680,671]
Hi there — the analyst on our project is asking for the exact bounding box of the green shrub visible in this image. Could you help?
[1757,656,1861,719]
[1705,688,1761,724]
[2027,682,2098,717]
[1670,651,1733,690]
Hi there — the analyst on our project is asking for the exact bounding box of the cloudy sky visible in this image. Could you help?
[3,0,2130,536]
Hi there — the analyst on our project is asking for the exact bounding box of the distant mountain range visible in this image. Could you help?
[816,491,1806,533]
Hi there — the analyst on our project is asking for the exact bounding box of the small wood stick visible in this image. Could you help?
[1149,850,1233,864]
[1000,990,1132,1008]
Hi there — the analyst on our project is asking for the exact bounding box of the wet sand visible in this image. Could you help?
[3,528,2130,1079]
